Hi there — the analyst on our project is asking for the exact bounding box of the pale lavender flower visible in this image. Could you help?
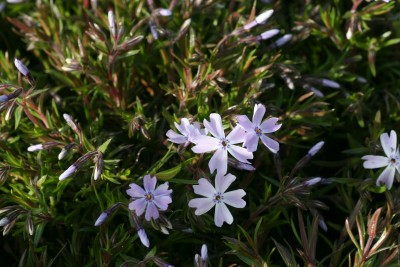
[188,173,246,227]
[237,104,282,153]
[127,175,172,221]
[362,130,399,189]
[137,228,150,247]
[166,118,207,146]
[192,113,253,174]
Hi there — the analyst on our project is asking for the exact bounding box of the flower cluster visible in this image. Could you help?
[164,104,281,227]
[362,130,399,189]
[167,104,282,175]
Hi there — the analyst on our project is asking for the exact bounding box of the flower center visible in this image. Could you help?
[213,192,224,203]
[254,127,262,136]
[145,192,154,202]
[391,158,396,164]
[220,138,229,150]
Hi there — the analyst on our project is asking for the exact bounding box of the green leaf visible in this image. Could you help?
[98,138,112,153]
[154,158,193,181]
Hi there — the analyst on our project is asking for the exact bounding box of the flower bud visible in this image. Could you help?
[14,58,29,77]
[308,141,324,156]
[273,34,292,47]
[138,228,150,247]
[108,10,116,38]
[258,29,280,41]
[94,212,108,226]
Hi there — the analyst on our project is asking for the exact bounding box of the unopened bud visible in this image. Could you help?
[14,58,29,76]
[59,165,77,181]
[63,113,78,132]
[94,212,108,226]
[304,177,321,186]
[138,228,150,247]
[0,217,10,227]
[158,8,172,16]
[108,10,116,38]
[273,34,292,48]
[27,144,43,152]
[258,29,280,41]
[321,79,340,89]
[308,141,324,156]
[243,9,274,30]
[201,244,208,261]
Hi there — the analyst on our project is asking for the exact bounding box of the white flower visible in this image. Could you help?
[188,173,246,227]
[192,113,253,174]
[166,118,207,146]
[362,130,399,189]
[126,175,172,221]
[237,104,282,153]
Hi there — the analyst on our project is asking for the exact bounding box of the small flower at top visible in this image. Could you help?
[362,130,399,189]
[166,118,207,146]
[188,173,246,227]
[126,174,172,221]
[192,113,253,175]
[237,104,282,153]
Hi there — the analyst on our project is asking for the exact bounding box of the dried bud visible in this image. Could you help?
[6,88,22,100]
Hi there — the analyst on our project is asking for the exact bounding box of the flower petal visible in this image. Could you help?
[228,145,253,163]
[126,183,146,198]
[376,165,395,189]
[145,202,159,221]
[243,132,259,152]
[209,148,228,174]
[153,195,172,210]
[260,135,279,153]
[223,190,246,208]
[226,126,246,144]
[193,178,215,197]
[252,104,266,126]
[175,118,190,136]
[204,113,225,139]
[381,131,397,157]
[129,198,147,216]
[362,155,389,169]
[188,198,215,215]
[143,175,157,192]
[166,130,187,144]
[215,173,236,194]
[260,117,282,133]
[236,115,254,132]
[153,182,172,196]
[191,136,220,153]
[214,202,233,227]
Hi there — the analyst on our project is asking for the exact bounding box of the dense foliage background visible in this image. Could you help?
[1,0,400,266]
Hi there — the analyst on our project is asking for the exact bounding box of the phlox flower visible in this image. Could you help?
[166,118,207,146]
[237,104,282,153]
[362,130,399,189]
[192,113,253,174]
[126,175,172,221]
[188,173,246,227]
